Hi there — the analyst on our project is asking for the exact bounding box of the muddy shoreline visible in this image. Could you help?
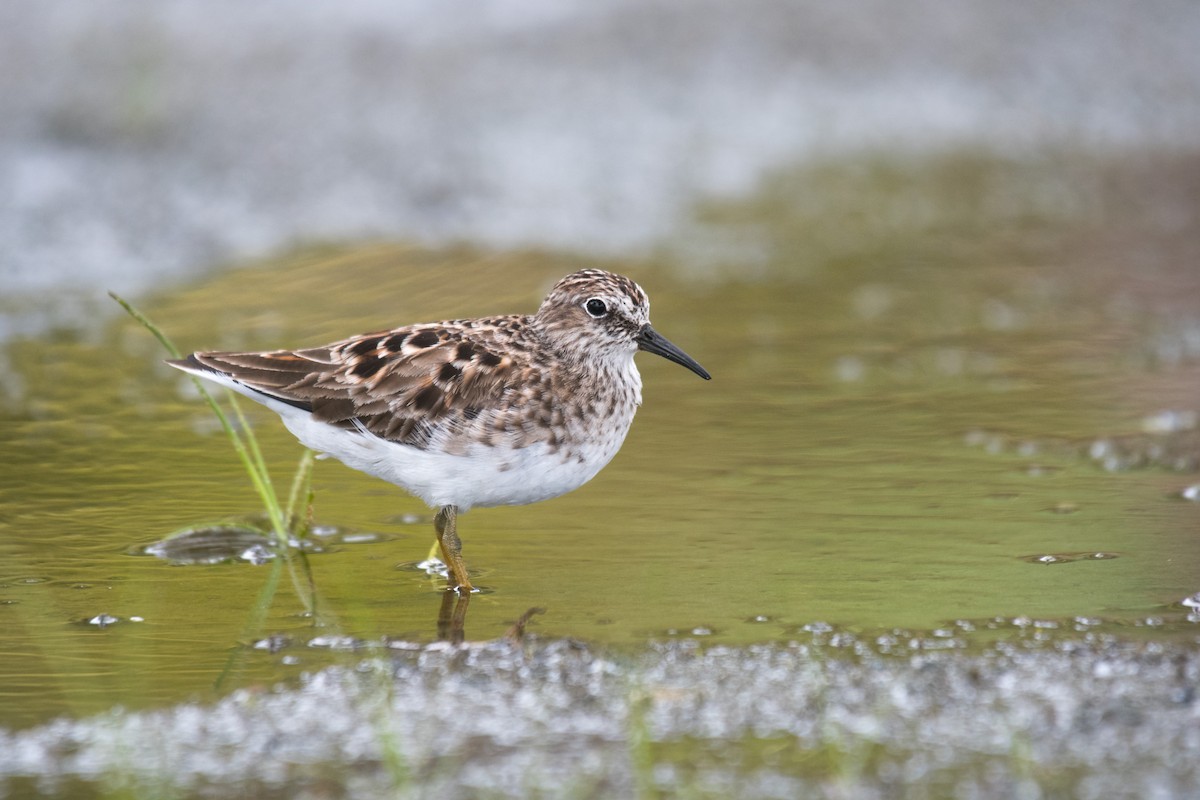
[3,629,1198,799]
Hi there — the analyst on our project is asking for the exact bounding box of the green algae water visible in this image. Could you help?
[1,154,1198,730]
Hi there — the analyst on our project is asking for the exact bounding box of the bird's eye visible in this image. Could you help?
[585,298,608,317]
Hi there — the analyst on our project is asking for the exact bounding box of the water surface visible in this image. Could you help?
[1,154,1198,730]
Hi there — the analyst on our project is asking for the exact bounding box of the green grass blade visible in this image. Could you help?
[109,291,288,540]
[110,291,324,621]
[108,291,185,359]
[285,450,316,536]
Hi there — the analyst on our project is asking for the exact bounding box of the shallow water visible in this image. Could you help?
[2,154,1199,731]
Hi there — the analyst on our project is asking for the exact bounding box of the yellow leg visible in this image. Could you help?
[434,505,474,594]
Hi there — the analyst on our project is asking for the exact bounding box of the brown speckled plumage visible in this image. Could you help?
[169,269,709,592]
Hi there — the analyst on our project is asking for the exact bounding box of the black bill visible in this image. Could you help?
[635,324,711,380]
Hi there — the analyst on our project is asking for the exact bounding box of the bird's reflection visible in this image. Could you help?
[437,589,471,644]
[435,590,544,645]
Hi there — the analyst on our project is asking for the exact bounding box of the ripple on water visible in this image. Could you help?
[75,613,135,627]
[1019,552,1120,564]
[136,525,289,565]
[134,520,392,565]
[4,576,51,586]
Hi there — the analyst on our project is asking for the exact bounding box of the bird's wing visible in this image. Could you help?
[168,317,534,449]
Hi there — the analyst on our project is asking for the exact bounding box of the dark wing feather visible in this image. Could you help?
[174,319,530,450]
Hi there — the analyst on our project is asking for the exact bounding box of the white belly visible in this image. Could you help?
[279,408,630,511]
[189,353,644,513]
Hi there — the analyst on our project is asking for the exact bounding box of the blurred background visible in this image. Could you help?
[3,0,1198,336]
[3,2,1200,794]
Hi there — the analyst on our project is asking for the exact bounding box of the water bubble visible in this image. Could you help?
[304,526,391,545]
[1015,440,1040,457]
[1141,410,1197,434]
[409,558,449,577]
[141,525,282,565]
[1021,552,1118,564]
[385,639,424,651]
[834,355,866,382]
[252,634,292,653]
[239,544,275,566]
[340,532,384,544]
[307,635,369,651]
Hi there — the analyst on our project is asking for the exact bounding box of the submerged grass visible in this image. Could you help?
[109,291,292,542]
[108,291,322,625]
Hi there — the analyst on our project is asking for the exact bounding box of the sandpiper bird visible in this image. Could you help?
[168,269,710,593]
